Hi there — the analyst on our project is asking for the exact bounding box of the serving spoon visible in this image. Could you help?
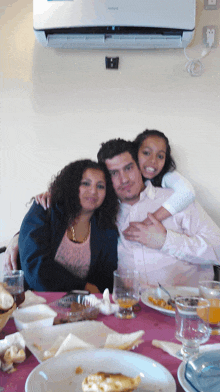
[158,283,176,308]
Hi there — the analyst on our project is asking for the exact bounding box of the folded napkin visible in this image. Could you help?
[42,328,145,360]
[85,289,119,315]
[0,332,26,372]
[43,333,94,360]
[104,330,145,350]
[152,340,220,360]
[19,291,46,308]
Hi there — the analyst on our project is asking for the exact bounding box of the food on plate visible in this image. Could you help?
[82,372,141,392]
[148,296,175,311]
[3,345,26,364]
[75,366,83,374]
[33,342,42,351]
[70,302,87,313]
[0,283,14,311]
[0,345,26,373]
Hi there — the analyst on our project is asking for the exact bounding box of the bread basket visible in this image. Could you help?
[0,303,16,332]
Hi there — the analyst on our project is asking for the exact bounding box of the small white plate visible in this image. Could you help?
[21,320,115,362]
[25,348,176,392]
[141,286,199,317]
[178,362,197,392]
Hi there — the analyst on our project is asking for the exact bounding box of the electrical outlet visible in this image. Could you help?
[203,26,218,47]
[105,57,119,69]
[204,0,218,10]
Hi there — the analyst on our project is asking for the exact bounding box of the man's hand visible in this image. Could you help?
[123,213,167,249]
[3,234,19,271]
[35,192,51,210]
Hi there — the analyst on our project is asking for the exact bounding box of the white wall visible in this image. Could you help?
[1,0,220,246]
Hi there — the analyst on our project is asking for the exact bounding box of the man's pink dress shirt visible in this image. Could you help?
[117,182,220,290]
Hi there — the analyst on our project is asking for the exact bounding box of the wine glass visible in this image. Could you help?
[112,269,140,319]
[3,270,25,307]
[175,296,211,361]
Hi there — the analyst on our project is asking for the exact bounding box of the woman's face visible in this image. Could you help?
[79,168,106,213]
[138,135,167,180]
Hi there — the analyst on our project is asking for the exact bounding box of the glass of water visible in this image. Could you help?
[112,269,140,319]
[175,296,211,361]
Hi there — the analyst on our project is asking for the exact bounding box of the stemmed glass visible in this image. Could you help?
[175,296,211,361]
[112,269,140,319]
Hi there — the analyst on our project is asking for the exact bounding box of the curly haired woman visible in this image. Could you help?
[18,160,119,293]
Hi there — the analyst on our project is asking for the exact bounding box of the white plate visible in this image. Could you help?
[178,362,197,392]
[141,286,199,317]
[21,320,115,362]
[25,348,176,392]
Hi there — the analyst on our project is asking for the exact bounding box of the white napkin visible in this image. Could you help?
[19,291,46,308]
[85,289,119,315]
[0,332,26,372]
[105,330,145,350]
[152,340,220,360]
[43,333,94,360]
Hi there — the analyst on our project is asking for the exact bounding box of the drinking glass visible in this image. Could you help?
[199,280,220,335]
[175,296,211,361]
[112,269,140,319]
[3,270,25,307]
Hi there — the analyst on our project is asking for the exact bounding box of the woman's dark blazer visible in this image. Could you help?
[18,201,118,293]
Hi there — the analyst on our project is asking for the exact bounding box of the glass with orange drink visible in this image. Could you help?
[112,269,140,319]
[199,280,220,335]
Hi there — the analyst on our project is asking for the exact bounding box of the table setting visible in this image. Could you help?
[1,271,220,392]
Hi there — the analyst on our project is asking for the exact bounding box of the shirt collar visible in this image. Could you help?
[139,180,156,200]
[119,180,156,211]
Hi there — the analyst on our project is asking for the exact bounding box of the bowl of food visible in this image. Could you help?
[13,304,57,331]
[0,282,16,332]
[49,293,100,325]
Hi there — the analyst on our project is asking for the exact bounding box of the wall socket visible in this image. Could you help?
[204,0,218,10]
[203,26,218,47]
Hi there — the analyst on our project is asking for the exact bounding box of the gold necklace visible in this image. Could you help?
[70,223,91,243]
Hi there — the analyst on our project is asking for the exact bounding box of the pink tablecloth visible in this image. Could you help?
[1,292,220,392]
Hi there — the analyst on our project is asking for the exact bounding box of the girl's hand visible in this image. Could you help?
[123,213,167,249]
[35,192,51,210]
[142,216,153,226]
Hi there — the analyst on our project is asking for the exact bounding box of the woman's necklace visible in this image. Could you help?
[70,223,91,243]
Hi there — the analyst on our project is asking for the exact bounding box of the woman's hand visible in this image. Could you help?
[35,192,51,210]
[123,213,167,249]
[3,234,19,271]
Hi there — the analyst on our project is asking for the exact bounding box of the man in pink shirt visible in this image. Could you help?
[97,138,220,290]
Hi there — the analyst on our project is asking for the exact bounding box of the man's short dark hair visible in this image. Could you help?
[97,138,138,164]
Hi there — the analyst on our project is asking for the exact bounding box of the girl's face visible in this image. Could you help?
[138,135,167,180]
[79,168,106,213]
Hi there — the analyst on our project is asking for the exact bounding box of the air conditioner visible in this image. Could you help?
[33,0,196,50]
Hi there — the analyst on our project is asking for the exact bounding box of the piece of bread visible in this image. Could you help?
[82,372,141,392]
[0,283,14,311]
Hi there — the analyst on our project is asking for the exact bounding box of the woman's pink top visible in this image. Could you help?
[55,231,91,279]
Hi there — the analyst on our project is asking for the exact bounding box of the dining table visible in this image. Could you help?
[1,291,220,392]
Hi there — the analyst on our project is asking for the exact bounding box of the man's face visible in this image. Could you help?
[105,152,145,205]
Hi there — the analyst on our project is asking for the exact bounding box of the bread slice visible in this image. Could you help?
[0,283,14,311]
[82,372,141,392]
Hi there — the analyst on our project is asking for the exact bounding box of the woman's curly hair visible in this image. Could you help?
[48,159,119,231]
[133,129,176,187]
